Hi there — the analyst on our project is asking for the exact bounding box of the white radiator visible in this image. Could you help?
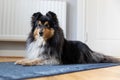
[0,0,66,41]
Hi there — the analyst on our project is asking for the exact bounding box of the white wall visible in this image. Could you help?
[86,0,120,57]
[52,0,78,40]
[66,0,77,40]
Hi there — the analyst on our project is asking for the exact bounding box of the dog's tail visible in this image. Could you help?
[91,51,120,63]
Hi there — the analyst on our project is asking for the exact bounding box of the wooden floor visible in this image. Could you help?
[0,57,120,80]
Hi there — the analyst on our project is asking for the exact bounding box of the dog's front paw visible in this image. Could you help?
[19,61,35,66]
[15,58,43,66]
[15,59,29,65]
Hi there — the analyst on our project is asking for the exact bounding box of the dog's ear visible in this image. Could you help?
[46,11,58,25]
[31,12,42,33]
[32,12,42,23]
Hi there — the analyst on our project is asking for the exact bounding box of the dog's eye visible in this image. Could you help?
[45,24,48,26]
[45,24,49,27]
[39,24,42,26]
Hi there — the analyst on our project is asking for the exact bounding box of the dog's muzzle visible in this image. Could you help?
[39,27,44,36]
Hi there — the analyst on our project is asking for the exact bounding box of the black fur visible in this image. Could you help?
[27,11,120,65]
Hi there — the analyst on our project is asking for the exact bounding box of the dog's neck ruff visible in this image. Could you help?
[26,37,46,59]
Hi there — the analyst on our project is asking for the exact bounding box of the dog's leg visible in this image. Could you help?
[15,58,43,66]
[91,52,120,63]
[21,58,43,66]
[15,59,29,65]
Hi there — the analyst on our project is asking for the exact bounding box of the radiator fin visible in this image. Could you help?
[0,0,66,41]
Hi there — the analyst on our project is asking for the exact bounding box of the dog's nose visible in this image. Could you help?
[39,32,43,36]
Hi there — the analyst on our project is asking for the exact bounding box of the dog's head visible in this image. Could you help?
[31,11,59,40]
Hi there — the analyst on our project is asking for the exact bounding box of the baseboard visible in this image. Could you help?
[0,50,25,57]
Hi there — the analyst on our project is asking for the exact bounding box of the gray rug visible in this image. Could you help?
[0,62,119,80]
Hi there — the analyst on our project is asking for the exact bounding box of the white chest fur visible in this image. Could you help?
[26,37,46,59]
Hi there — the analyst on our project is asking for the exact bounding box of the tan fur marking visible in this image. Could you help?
[43,28,54,40]
[33,28,40,40]
[44,21,48,25]
[38,21,42,25]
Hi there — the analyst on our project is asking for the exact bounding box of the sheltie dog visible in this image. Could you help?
[15,11,120,66]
